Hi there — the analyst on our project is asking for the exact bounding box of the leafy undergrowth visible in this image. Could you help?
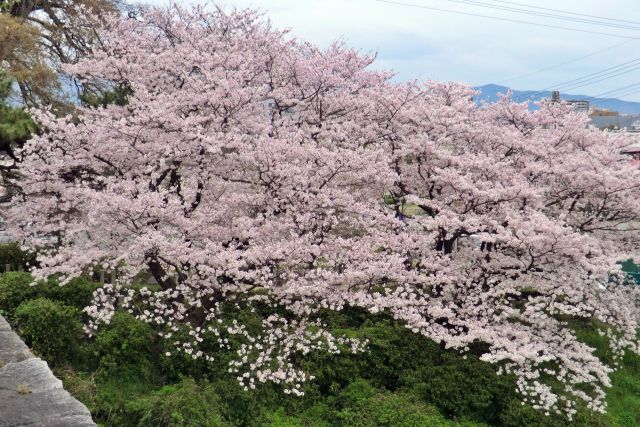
[1,271,639,426]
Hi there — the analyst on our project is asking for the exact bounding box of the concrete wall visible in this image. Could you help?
[0,315,96,427]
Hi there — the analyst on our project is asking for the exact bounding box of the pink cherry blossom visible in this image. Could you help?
[7,4,640,417]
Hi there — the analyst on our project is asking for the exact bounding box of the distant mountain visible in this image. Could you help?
[474,84,640,115]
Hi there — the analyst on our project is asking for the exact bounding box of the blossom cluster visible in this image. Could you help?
[227,314,367,395]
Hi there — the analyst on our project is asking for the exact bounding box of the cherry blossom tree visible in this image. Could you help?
[6,4,640,417]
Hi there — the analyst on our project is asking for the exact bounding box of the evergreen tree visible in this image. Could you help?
[0,0,122,108]
[0,72,37,200]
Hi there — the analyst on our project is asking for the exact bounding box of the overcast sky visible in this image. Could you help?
[144,0,640,101]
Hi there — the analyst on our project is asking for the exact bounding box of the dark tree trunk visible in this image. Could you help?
[146,256,177,291]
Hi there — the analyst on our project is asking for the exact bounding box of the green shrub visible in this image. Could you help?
[58,369,99,414]
[261,409,307,427]
[46,276,101,310]
[0,272,34,319]
[0,243,37,272]
[405,356,515,423]
[334,379,472,427]
[498,400,611,427]
[206,378,283,427]
[135,378,230,427]
[36,303,640,427]
[263,404,334,427]
[91,312,158,381]
[77,313,162,426]
[14,298,82,363]
[338,393,455,427]
[304,312,515,424]
[0,272,99,319]
[91,375,162,427]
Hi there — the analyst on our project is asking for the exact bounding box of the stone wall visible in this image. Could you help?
[0,315,96,427]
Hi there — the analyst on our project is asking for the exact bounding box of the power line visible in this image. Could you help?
[553,63,640,92]
[514,57,640,101]
[372,0,637,39]
[590,88,640,103]
[588,81,640,100]
[479,1,640,103]
[373,0,640,103]
[497,39,635,85]
[515,83,640,105]
[443,0,640,32]
[555,57,640,87]
[519,82,640,107]
[601,88,640,100]
[487,0,640,26]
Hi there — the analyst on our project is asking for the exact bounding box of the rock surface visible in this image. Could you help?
[0,315,96,427]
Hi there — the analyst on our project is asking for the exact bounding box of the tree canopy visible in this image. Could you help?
[6,4,640,420]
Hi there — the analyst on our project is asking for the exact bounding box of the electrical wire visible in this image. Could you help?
[601,88,640,100]
[551,64,640,92]
[373,0,640,104]
[593,82,640,99]
[442,0,640,32]
[496,39,635,85]
[372,0,638,39]
[487,0,640,26]
[515,83,640,108]
[514,57,640,101]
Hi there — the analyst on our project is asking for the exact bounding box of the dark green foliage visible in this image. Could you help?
[334,379,456,426]
[306,310,515,424]
[0,243,37,272]
[135,378,230,427]
[0,72,38,168]
[0,102,37,147]
[98,378,163,426]
[79,84,132,108]
[14,297,82,363]
[261,379,483,427]
[0,272,38,318]
[63,313,163,426]
[0,272,99,319]
[338,391,461,427]
[61,368,164,427]
[46,276,102,310]
[206,379,284,427]
[90,312,158,381]
[498,401,611,427]
[3,275,640,427]
[405,356,514,422]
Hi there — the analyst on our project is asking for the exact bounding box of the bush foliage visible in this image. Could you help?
[0,271,99,320]
[0,243,37,272]
[0,272,639,426]
[14,297,82,363]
